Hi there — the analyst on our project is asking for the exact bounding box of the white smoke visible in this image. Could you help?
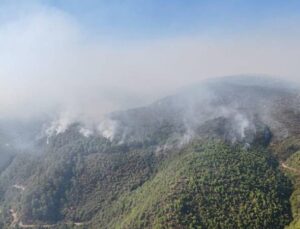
[79,127,93,138]
[45,112,76,137]
[97,119,118,141]
[233,113,250,139]
[0,3,300,123]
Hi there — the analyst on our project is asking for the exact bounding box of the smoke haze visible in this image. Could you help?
[0,2,300,122]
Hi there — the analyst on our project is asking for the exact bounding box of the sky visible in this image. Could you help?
[0,0,300,121]
[17,0,300,39]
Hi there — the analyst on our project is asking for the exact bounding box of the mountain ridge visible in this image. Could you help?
[0,76,300,228]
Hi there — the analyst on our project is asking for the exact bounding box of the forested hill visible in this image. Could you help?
[0,77,300,228]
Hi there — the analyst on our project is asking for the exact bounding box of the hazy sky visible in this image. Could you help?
[0,1,300,120]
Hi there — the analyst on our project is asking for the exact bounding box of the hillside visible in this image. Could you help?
[98,142,291,229]
[0,77,300,228]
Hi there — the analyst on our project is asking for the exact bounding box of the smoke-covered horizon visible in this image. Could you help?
[1,2,300,123]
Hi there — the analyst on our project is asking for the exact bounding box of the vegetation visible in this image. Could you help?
[92,142,292,228]
[0,135,293,228]
[0,81,300,228]
[278,139,300,229]
[272,137,300,161]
